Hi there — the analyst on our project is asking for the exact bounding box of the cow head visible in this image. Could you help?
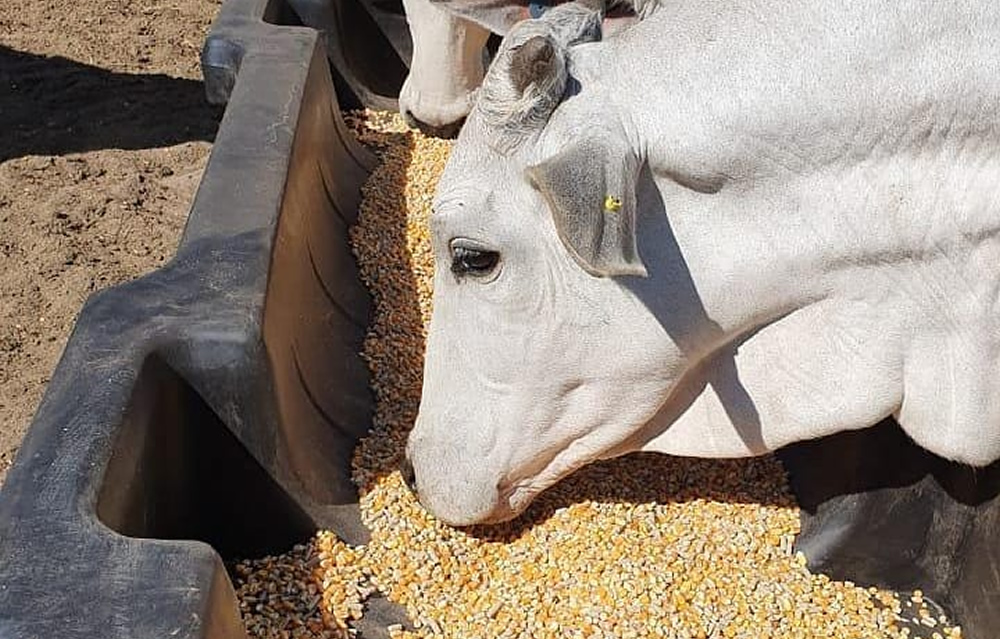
[404,7,677,526]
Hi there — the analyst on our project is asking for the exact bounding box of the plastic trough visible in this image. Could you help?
[0,0,999,637]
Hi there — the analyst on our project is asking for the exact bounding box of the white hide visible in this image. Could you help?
[399,0,646,131]
[398,0,491,129]
[407,0,1000,525]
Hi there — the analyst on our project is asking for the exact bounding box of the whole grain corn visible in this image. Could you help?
[233,110,964,639]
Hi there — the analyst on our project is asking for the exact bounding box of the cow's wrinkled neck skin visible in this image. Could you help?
[543,1,1000,463]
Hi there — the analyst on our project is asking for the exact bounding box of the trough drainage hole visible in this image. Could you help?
[231,111,963,639]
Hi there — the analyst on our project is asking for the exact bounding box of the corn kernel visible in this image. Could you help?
[231,111,964,639]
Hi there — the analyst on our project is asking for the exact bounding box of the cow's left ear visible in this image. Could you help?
[526,138,647,278]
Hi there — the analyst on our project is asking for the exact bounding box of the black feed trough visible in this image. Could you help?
[0,1,998,637]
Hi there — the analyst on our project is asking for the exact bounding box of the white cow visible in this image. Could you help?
[398,0,653,134]
[403,0,1000,526]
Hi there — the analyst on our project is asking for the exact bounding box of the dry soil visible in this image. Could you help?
[0,0,223,483]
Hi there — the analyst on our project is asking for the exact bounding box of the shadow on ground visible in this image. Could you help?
[0,46,222,161]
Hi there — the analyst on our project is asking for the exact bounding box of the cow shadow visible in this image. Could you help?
[464,165,1000,542]
[623,167,766,454]
[615,169,1000,513]
[0,45,221,161]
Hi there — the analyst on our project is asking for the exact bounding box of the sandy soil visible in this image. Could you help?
[0,0,223,483]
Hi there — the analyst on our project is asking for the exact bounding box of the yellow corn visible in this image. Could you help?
[231,110,963,639]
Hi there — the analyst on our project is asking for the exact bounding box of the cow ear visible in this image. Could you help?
[508,36,558,94]
[478,3,601,153]
[526,139,647,278]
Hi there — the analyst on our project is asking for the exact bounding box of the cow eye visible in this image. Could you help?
[450,244,500,278]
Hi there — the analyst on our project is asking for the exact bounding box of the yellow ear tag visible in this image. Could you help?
[603,195,623,212]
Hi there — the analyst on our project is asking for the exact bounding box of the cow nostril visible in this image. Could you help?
[400,457,418,495]
[401,108,419,130]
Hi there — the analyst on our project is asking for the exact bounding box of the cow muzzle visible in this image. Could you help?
[402,444,514,526]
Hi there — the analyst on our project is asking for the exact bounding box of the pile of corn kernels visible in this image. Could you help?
[231,111,963,639]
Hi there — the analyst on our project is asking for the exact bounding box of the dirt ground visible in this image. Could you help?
[0,0,223,483]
